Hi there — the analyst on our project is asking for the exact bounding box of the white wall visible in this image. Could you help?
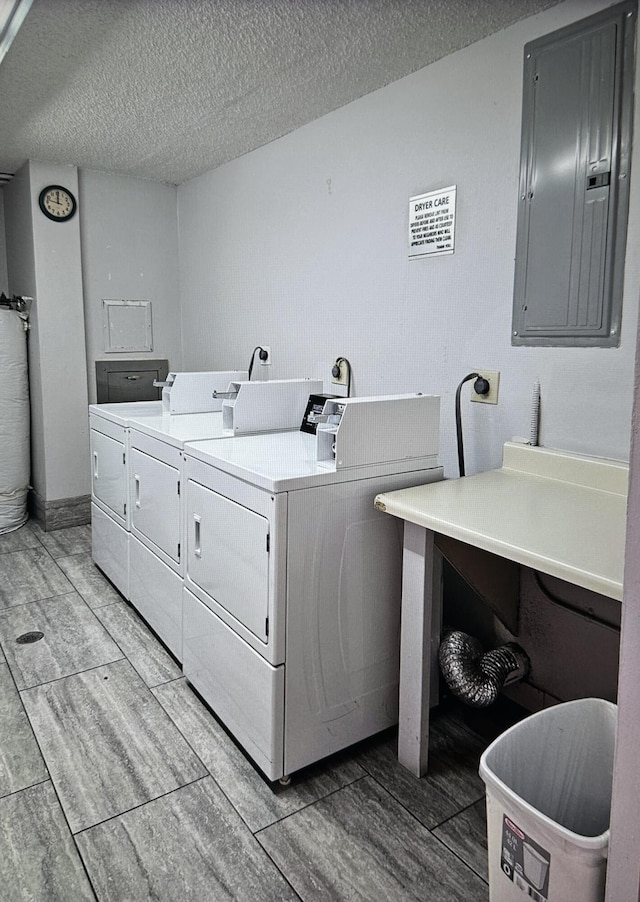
[0,190,8,294]
[79,169,182,403]
[4,161,90,502]
[177,0,640,478]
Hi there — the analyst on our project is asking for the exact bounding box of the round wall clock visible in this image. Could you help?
[38,185,77,222]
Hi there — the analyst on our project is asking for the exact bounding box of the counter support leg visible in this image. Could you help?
[397,523,442,777]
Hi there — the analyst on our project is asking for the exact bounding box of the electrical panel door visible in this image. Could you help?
[512,2,635,346]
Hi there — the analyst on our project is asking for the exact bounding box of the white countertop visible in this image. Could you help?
[374,442,628,601]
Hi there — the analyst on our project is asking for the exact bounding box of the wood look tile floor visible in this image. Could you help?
[0,521,520,902]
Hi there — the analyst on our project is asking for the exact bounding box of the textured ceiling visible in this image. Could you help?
[0,0,563,185]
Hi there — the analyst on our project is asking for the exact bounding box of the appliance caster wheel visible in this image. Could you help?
[279,774,291,786]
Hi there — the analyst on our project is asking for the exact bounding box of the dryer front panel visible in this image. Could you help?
[130,535,182,660]
[186,480,269,643]
[183,589,284,781]
[91,502,129,598]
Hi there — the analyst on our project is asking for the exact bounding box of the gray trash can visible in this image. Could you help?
[479,698,616,902]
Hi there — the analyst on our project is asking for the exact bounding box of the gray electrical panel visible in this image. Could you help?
[512,1,636,347]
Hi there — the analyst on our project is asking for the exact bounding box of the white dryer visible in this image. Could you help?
[89,370,248,597]
[127,412,228,659]
[126,379,322,659]
[90,401,162,598]
[182,393,443,781]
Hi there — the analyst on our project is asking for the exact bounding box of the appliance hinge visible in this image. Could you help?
[122,452,126,465]
[265,617,269,638]
[124,502,127,516]
[266,533,270,553]
[177,542,181,560]
[177,480,181,496]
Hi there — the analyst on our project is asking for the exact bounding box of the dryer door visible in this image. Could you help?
[130,447,180,563]
[90,428,126,520]
[187,480,269,643]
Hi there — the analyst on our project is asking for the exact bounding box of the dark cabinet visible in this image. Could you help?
[95,358,169,403]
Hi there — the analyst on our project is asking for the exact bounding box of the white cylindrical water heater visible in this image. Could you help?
[0,308,30,533]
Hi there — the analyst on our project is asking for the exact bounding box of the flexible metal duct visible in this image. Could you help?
[0,306,30,534]
[438,629,529,708]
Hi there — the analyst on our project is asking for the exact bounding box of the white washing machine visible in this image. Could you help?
[181,393,443,781]
[126,379,322,659]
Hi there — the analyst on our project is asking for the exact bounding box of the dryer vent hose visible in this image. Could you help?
[438,630,530,709]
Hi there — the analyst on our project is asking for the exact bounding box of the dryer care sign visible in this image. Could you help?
[408,185,456,258]
[501,814,551,901]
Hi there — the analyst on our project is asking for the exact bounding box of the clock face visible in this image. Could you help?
[38,185,77,222]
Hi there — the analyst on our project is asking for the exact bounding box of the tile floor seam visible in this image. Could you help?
[54,554,125,608]
[47,776,101,902]
[430,796,486,831]
[253,836,305,902]
[62,580,118,611]
[362,760,486,838]
[90,602,182,690]
[39,543,68,566]
[83,599,121,610]
[0,525,45,554]
[1,778,98,901]
[0,588,79,609]
[145,674,183,690]
[70,775,306,899]
[16,654,128,692]
[72,846,100,902]
[133,698,214,795]
[74,777,304,902]
[428,827,490,886]
[250,771,372,838]
[70,773,214,838]
[149,679,372,839]
[149,682,265,828]
[254,774,487,900]
[361,768,452,829]
[0,656,51,792]
[21,658,213,837]
[0,776,51,802]
[0,546,42,556]
[175,676,287,776]
[0,545,76,606]
[0,589,78,614]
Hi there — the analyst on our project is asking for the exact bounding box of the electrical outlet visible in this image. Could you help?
[259,346,271,365]
[331,359,348,386]
[470,370,500,404]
